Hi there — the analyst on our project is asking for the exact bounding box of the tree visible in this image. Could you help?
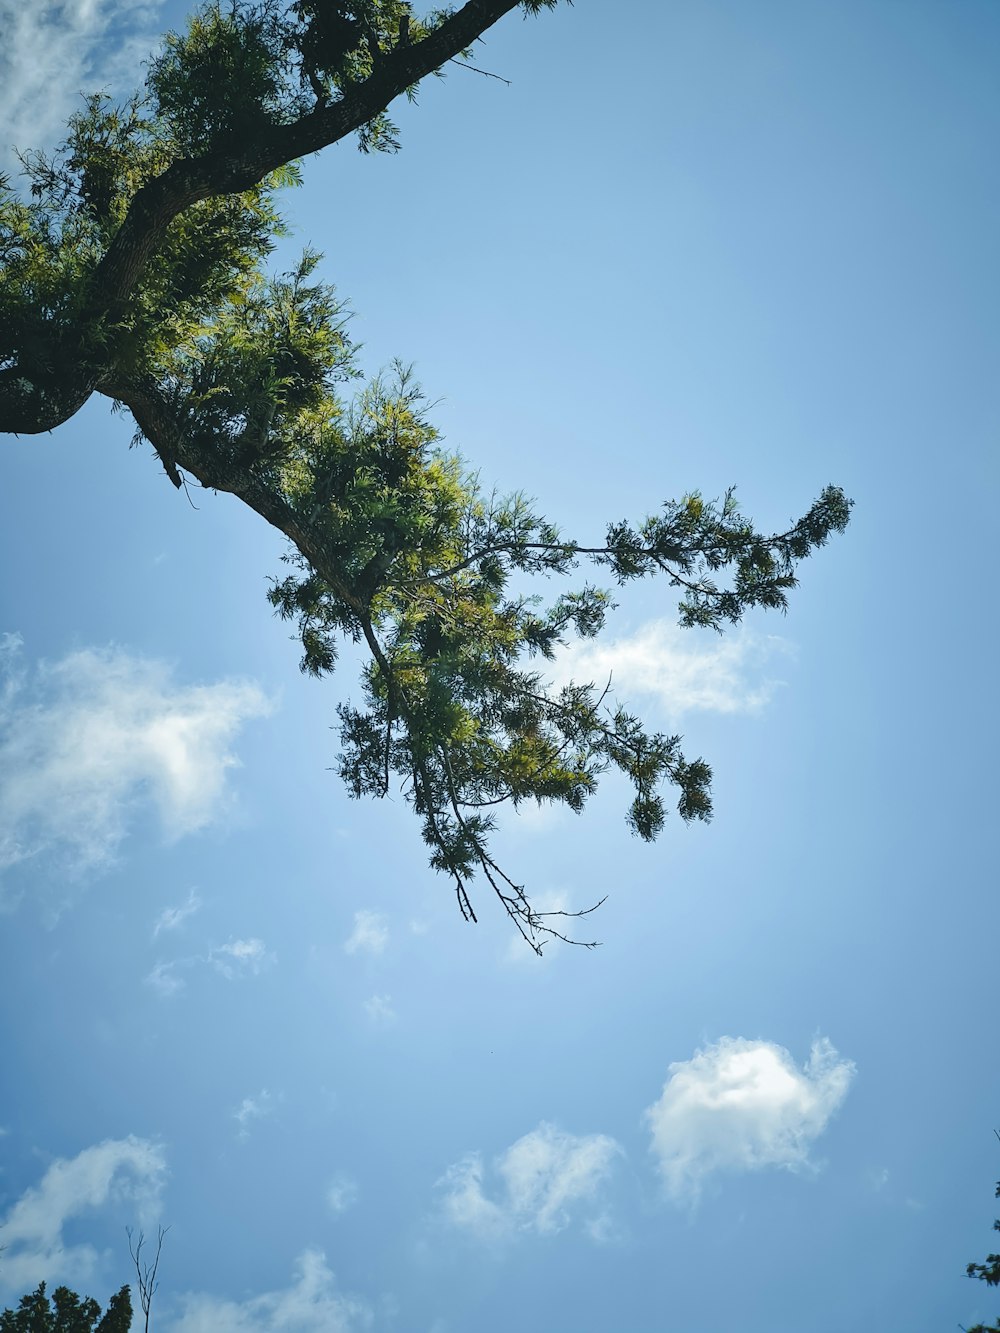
[0,1284,132,1333]
[127,1226,168,1333]
[0,0,851,949]
[963,1144,1000,1333]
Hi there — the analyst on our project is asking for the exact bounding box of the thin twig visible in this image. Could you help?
[127,1224,169,1333]
[449,57,511,85]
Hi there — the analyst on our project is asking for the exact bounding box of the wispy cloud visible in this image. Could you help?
[153,889,202,937]
[0,638,272,905]
[551,620,793,722]
[644,1036,855,1202]
[326,1174,359,1215]
[362,994,396,1026]
[170,1249,371,1333]
[439,1122,621,1241]
[234,1090,278,1141]
[211,937,271,980]
[145,959,189,998]
[146,938,274,997]
[0,0,165,171]
[344,910,389,956]
[0,1137,166,1294]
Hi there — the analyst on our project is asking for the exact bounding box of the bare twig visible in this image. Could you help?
[127,1224,169,1333]
[449,57,511,84]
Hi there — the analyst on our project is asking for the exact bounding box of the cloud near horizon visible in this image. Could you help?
[169,1249,371,1333]
[0,635,272,903]
[0,1137,166,1294]
[440,1122,621,1240]
[644,1036,855,1201]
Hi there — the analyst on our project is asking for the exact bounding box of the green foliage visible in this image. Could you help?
[155,244,847,946]
[963,1166,1000,1333]
[148,0,435,149]
[149,1,300,153]
[156,250,358,467]
[128,203,848,946]
[290,0,418,92]
[0,88,291,395]
[0,0,849,945]
[0,1284,131,1333]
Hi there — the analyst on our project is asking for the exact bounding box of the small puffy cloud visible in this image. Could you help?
[145,937,273,997]
[0,1137,166,1293]
[551,620,793,722]
[0,638,271,904]
[362,994,396,1025]
[326,1173,359,1215]
[170,1249,371,1333]
[439,1123,621,1240]
[234,1090,278,1141]
[153,889,202,937]
[344,911,389,956]
[0,0,164,171]
[644,1036,855,1201]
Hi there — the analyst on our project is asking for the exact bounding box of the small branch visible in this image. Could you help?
[449,57,511,85]
[127,1224,169,1333]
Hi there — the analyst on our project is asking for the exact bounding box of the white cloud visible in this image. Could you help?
[551,620,793,721]
[170,1249,371,1333]
[0,0,165,171]
[211,938,272,980]
[344,911,389,956]
[0,1137,166,1293]
[326,1174,358,1215]
[439,1156,505,1238]
[362,994,396,1025]
[0,639,272,903]
[234,1090,278,1141]
[439,1122,621,1240]
[153,889,202,937]
[644,1036,855,1201]
[145,937,274,996]
[145,959,190,998]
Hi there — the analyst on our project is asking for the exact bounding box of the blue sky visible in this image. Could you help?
[1,2,998,1330]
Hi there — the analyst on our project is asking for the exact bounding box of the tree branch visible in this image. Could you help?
[0,0,531,437]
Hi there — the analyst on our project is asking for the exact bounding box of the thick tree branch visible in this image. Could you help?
[95,1,524,309]
[0,0,528,437]
[103,376,363,611]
